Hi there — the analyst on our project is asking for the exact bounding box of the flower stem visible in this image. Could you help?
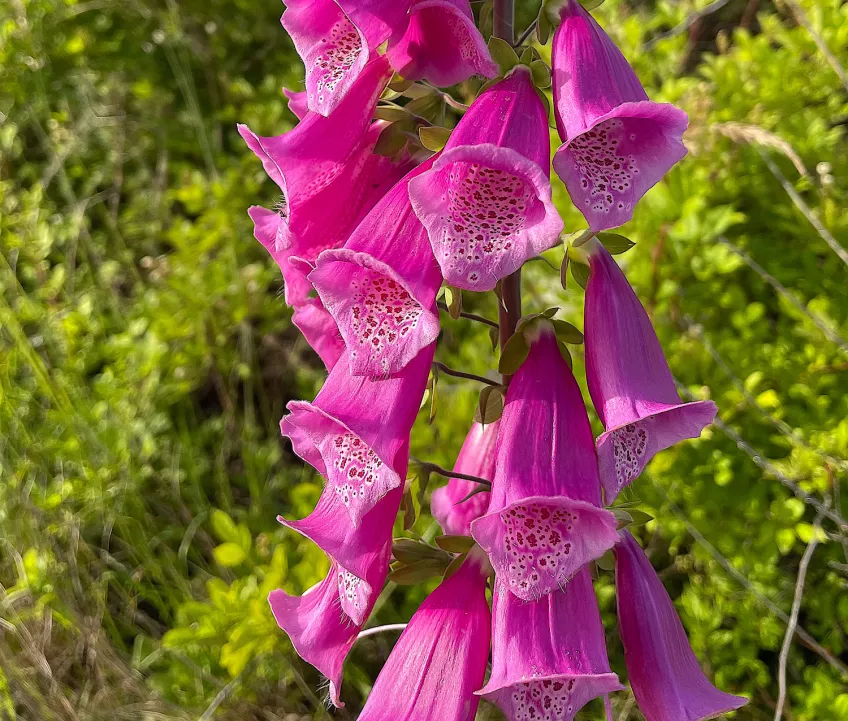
[493,0,521,378]
[432,361,500,387]
[410,458,493,487]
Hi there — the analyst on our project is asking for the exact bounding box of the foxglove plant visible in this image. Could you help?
[241,1,746,718]
[550,0,688,231]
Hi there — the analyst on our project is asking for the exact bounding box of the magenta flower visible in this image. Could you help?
[281,0,372,117]
[358,553,491,721]
[584,240,717,503]
[479,569,623,721]
[238,55,397,306]
[471,324,618,600]
[386,0,498,87]
[283,87,309,120]
[309,155,442,377]
[268,547,389,708]
[291,297,345,372]
[280,341,435,530]
[551,0,688,231]
[409,67,564,291]
[614,531,748,721]
[431,419,498,536]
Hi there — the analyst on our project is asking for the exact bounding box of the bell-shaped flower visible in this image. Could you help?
[386,0,498,87]
[239,54,399,306]
[268,544,389,708]
[614,531,747,721]
[471,324,618,601]
[479,568,624,721]
[309,156,442,377]
[431,419,498,536]
[583,239,717,503]
[279,340,435,529]
[409,67,564,291]
[551,0,688,231]
[358,551,491,721]
[281,0,373,117]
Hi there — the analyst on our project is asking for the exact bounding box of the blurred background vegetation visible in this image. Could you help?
[1,0,847,719]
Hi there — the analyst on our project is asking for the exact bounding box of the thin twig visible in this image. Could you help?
[774,514,824,721]
[436,301,499,328]
[757,148,848,267]
[644,0,731,49]
[653,480,848,679]
[433,361,500,387]
[410,458,492,487]
[356,624,407,640]
[717,236,848,356]
[514,19,538,47]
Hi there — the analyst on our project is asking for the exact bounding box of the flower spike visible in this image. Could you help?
[409,67,564,291]
[431,419,498,536]
[551,0,688,231]
[583,240,717,503]
[614,531,748,721]
[358,552,491,721]
[309,155,442,377]
[480,569,624,721]
[471,323,618,601]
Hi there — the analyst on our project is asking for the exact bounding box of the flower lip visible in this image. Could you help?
[409,144,563,291]
[309,248,440,377]
[281,400,403,527]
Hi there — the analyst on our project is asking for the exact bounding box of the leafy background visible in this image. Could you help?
[1,0,847,719]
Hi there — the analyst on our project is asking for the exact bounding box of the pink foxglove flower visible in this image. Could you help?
[583,239,717,503]
[239,55,396,306]
[479,569,623,721]
[358,552,491,721]
[551,0,688,231]
[431,419,498,536]
[614,531,747,721]
[280,341,434,529]
[268,547,389,708]
[471,324,618,600]
[309,156,442,377]
[409,67,564,291]
[386,0,498,87]
[281,0,372,117]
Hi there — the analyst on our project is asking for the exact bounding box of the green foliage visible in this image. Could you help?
[1,0,847,719]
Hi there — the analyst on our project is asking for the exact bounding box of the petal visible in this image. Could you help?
[386,0,498,87]
[431,420,498,536]
[472,495,618,601]
[614,531,748,721]
[359,554,491,721]
[409,144,562,291]
[480,569,624,721]
[336,0,413,48]
[291,297,345,372]
[281,0,369,116]
[596,400,716,504]
[553,102,688,231]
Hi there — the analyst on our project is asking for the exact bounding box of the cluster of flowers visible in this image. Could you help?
[239,1,749,719]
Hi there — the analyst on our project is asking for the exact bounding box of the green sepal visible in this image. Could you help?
[597,231,636,255]
[570,260,590,289]
[442,552,468,580]
[557,340,573,368]
[419,126,452,152]
[551,318,584,344]
[498,331,530,375]
[475,384,506,424]
[488,36,520,75]
[388,558,450,585]
[444,285,462,319]
[560,251,570,290]
[435,535,477,554]
[595,550,615,572]
[580,0,605,10]
[530,60,551,89]
[392,538,447,565]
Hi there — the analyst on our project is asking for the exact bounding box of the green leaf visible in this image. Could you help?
[401,487,416,530]
[478,1,493,39]
[570,261,590,290]
[580,0,605,9]
[419,126,452,152]
[498,332,530,375]
[551,319,584,344]
[444,285,462,320]
[487,36,520,74]
[560,252,569,290]
[536,10,552,45]
[596,550,615,571]
[474,384,506,424]
[374,124,408,156]
[213,542,246,567]
[388,559,448,585]
[210,509,239,544]
[392,538,448,565]
[557,340,573,368]
[530,60,551,89]
[374,105,410,122]
[489,325,499,351]
[435,535,477,554]
[597,232,636,255]
[388,74,414,92]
